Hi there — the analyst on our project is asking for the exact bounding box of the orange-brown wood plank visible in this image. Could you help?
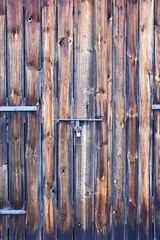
[0,1,8,239]
[57,0,73,239]
[112,0,125,239]
[74,1,94,239]
[94,0,108,239]
[7,0,25,239]
[42,0,57,239]
[154,0,160,239]
[126,0,138,239]
[107,0,112,239]
[24,0,41,239]
[139,0,153,239]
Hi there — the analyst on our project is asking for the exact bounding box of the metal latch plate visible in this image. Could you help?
[57,118,103,137]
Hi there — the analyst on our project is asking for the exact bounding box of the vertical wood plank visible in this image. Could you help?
[126,0,138,239]
[57,0,73,239]
[42,0,57,239]
[74,0,94,239]
[107,0,113,239]
[154,0,160,239]
[139,0,153,239]
[7,0,25,239]
[24,0,41,239]
[0,1,8,239]
[112,0,125,239]
[94,0,108,239]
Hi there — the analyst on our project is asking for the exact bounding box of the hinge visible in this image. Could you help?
[57,118,103,137]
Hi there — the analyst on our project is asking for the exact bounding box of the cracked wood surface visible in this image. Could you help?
[139,0,153,239]
[107,1,112,239]
[7,0,25,238]
[24,0,41,239]
[112,0,125,239]
[42,0,56,239]
[155,0,160,239]
[126,0,138,239]
[0,1,158,239]
[57,0,73,239]
[0,0,7,239]
[74,0,94,239]
[95,0,108,239]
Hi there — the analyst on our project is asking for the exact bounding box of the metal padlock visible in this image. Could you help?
[74,121,82,138]
[76,130,81,137]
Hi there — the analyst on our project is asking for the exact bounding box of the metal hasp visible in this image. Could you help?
[0,209,26,215]
[0,106,37,112]
[57,118,103,137]
[152,105,160,110]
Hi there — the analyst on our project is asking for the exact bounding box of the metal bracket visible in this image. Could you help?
[0,106,37,138]
[0,209,26,215]
[152,105,160,110]
[0,106,37,112]
[57,118,103,137]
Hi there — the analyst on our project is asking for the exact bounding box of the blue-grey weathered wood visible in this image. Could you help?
[112,0,126,239]
[0,1,8,239]
[154,0,160,239]
[74,0,95,239]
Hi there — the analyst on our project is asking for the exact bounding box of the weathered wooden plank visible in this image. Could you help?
[0,1,8,239]
[112,0,125,239]
[57,0,73,239]
[24,0,41,239]
[107,0,112,239]
[7,0,25,239]
[94,0,108,239]
[42,0,57,239]
[74,1,94,239]
[139,0,153,239]
[126,0,138,239]
[154,0,160,239]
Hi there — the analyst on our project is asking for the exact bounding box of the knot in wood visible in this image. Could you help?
[14,31,19,40]
[28,16,32,23]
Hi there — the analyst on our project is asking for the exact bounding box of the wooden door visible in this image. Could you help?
[0,0,160,240]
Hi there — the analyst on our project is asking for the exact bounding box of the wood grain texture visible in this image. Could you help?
[112,0,125,239]
[154,0,160,239]
[139,0,153,239]
[0,1,8,239]
[126,0,138,239]
[0,1,158,238]
[57,0,73,239]
[42,0,56,239]
[107,0,112,239]
[7,0,25,239]
[74,0,94,239]
[95,0,107,239]
[24,0,41,239]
